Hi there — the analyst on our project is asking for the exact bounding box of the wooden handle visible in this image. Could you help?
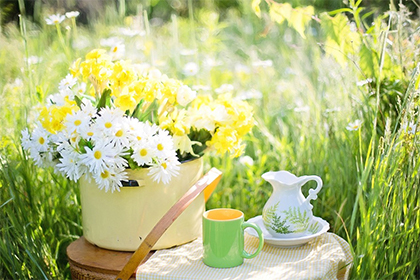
[116,167,222,280]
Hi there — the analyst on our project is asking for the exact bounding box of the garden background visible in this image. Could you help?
[1,0,420,279]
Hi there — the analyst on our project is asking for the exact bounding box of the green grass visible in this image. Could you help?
[1,1,420,279]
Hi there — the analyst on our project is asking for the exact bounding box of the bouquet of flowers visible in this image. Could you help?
[21,49,254,192]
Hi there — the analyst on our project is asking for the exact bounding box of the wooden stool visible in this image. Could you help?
[67,237,153,280]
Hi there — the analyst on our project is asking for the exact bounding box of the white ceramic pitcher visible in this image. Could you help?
[262,171,323,238]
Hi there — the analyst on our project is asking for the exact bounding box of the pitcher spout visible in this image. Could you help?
[262,170,300,186]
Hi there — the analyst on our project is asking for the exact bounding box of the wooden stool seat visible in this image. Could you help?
[67,237,153,280]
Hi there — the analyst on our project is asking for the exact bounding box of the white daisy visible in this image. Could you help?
[59,74,78,91]
[45,14,66,25]
[21,128,33,151]
[57,143,83,181]
[79,124,97,141]
[403,121,417,135]
[182,62,199,76]
[93,165,127,193]
[153,129,176,159]
[64,109,90,134]
[94,107,125,137]
[346,119,363,131]
[80,99,97,117]
[108,120,131,150]
[148,156,180,184]
[31,126,50,152]
[74,82,87,96]
[129,120,159,144]
[79,141,120,175]
[109,43,125,60]
[26,56,43,65]
[131,141,156,166]
[65,11,80,18]
[100,37,124,47]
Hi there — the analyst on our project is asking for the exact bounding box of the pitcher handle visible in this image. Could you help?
[301,176,323,210]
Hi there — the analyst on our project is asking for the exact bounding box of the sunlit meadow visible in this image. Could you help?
[1,0,420,279]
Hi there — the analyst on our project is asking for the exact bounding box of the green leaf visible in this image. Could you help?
[74,95,83,109]
[96,88,112,110]
[78,139,93,153]
[359,44,377,78]
[131,99,145,120]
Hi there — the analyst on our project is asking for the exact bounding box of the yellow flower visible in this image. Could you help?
[114,86,139,112]
[160,78,181,105]
[85,49,108,60]
[110,60,135,95]
[207,126,239,156]
[159,108,190,136]
[38,98,78,134]
[133,77,159,103]
[69,58,81,77]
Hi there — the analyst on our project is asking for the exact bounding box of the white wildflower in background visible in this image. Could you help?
[118,27,145,37]
[346,119,363,131]
[239,155,254,166]
[294,106,310,113]
[182,62,199,76]
[215,84,234,94]
[192,85,211,91]
[252,59,273,68]
[238,89,262,100]
[26,56,43,65]
[180,48,197,56]
[109,43,126,60]
[356,78,373,87]
[65,11,80,18]
[100,37,124,47]
[235,64,251,75]
[403,121,417,135]
[45,14,66,25]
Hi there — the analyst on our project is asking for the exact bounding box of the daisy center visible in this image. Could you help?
[116,130,124,137]
[113,46,118,53]
[87,132,94,136]
[105,122,112,128]
[38,137,45,145]
[74,120,82,126]
[157,143,164,151]
[161,162,167,169]
[94,151,102,159]
[137,136,141,141]
[140,149,148,157]
[101,170,109,179]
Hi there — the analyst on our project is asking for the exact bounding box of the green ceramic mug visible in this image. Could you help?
[202,208,264,268]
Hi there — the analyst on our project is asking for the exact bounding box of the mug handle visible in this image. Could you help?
[241,222,264,259]
[301,176,323,210]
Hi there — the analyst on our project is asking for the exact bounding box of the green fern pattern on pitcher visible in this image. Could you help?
[262,201,292,234]
[283,206,320,234]
[307,221,320,234]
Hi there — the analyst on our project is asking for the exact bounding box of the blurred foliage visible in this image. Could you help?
[2,0,418,27]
